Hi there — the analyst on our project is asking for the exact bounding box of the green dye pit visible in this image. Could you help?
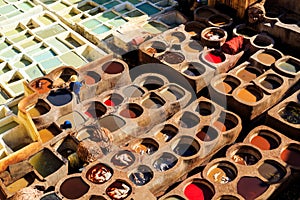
[143,22,167,34]
[104,1,119,9]
[14,58,32,68]
[38,15,55,25]
[92,0,110,4]
[40,57,62,72]
[79,4,95,11]
[66,36,82,47]
[108,17,127,27]
[24,65,44,80]
[82,19,102,29]
[126,10,144,18]
[0,121,18,135]
[0,41,10,51]
[4,26,24,36]
[18,2,34,11]
[0,4,17,15]
[0,48,20,58]
[97,11,118,22]
[27,45,47,56]
[60,51,86,67]
[51,2,68,11]
[137,3,160,16]
[34,49,57,62]
[29,149,64,178]
[120,0,140,4]
[118,8,131,14]
[36,24,66,39]
[92,25,111,34]
[20,39,40,49]
[48,38,71,53]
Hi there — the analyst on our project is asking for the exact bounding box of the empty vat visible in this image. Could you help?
[60,177,90,199]
[183,62,206,76]
[129,165,153,186]
[57,111,86,129]
[86,163,113,184]
[172,136,200,157]
[142,76,164,90]
[259,74,283,90]
[29,148,64,178]
[231,145,261,166]
[237,177,269,200]
[213,111,239,132]
[197,101,215,116]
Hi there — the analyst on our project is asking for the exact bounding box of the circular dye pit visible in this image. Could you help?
[90,195,107,200]
[250,130,280,150]
[184,180,215,200]
[218,195,239,200]
[155,124,178,142]
[60,177,90,199]
[278,59,299,73]
[119,103,143,118]
[102,61,124,74]
[253,35,273,47]
[197,101,215,116]
[257,53,276,65]
[106,180,132,200]
[161,51,185,65]
[280,145,300,167]
[236,26,258,38]
[111,150,135,169]
[260,74,282,90]
[213,112,239,132]
[142,76,164,90]
[164,195,185,200]
[172,136,200,157]
[278,102,300,124]
[146,41,167,54]
[86,163,113,184]
[123,85,144,98]
[203,28,225,40]
[184,41,203,52]
[179,112,200,128]
[153,152,178,171]
[197,126,219,142]
[104,93,123,106]
[129,165,153,186]
[209,14,231,27]
[28,99,50,118]
[47,89,72,106]
[132,138,158,155]
[237,177,269,200]
[214,75,240,94]
[183,62,206,77]
[237,66,263,82]
[204,50,225,64]
[40,193,61,200]
[207,162,237,184]
[236,86,263,103]
[231,146,261,165]
[142,93,165,109]
[165,31,186,43]
[85,101,107,119]
[31,78,52,94]
[258,160,286,183]
[84,71,101,85]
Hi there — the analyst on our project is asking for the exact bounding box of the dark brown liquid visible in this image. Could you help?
[60,177,89,199]
[258,162,285,183]
[102,61,124,74]
[237,177,268,200]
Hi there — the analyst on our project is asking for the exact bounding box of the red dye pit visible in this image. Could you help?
[280,148,300,167]
[251,135,270,150]
[104,99,115,106]
[205,53,223,63]
[184,182,214,200]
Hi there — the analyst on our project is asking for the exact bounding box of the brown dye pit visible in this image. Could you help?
[250,130,280,150]
[90,195,106,200]
[237,67,263,82]
[209,15,230,26]
[257,53,276,65]
[85,101,107,119]
[102,61,124,74]
[179,112,200,128]
[215,76,240,94]
[197,126,219,142]
[258,160,286,183]
[207,164,236,184]
[155,124,178,142]
[260,75,282,90]
[237,177,269,200]
[60,177,90,199]
[106,180,132,199]
[30,78,52,94]
[161,51,185,64]
[111,150,135,169]
[86,163,113,184]
[84,71,101,85]
[280,145,300,167]
[119,103,143,118]
[153,152,178,171]
[28,99,50,118]
[129,165,153,186]
[98,115,125,132]
[253,37,272,47]
[39,123,62,143]
[232,151,260,166]
[132,138,158,155]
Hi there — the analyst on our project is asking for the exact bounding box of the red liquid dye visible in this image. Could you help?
[205,53,223,63]
[85,111,93,118]
[280,148,300,167]
[213,121,226,132]
[251,136,270,150]
[184,182,214,200]
[84,75,96,85]
[104,99,115,106]
[120,109,137,118]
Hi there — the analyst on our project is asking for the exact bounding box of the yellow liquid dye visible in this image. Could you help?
[39,129,55,143]
[28,107,41,118]
[6,178,29,194]
[237,88,257,103]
